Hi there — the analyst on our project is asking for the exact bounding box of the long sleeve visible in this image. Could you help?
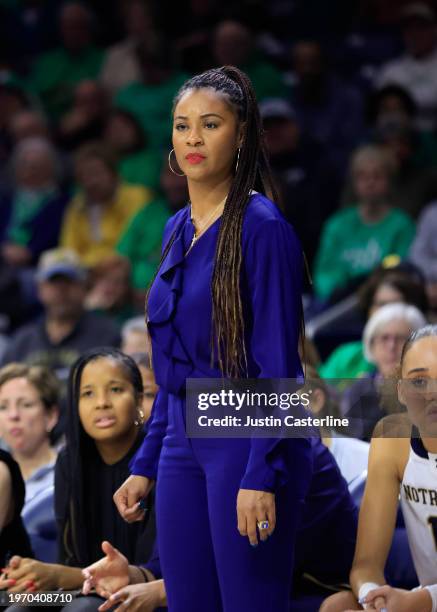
[240,217,310,492]
[130,388,169,480]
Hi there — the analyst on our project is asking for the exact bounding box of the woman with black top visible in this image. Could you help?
[0,449,32,568]
[0,348,155,612]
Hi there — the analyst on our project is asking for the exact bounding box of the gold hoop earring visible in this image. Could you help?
[135,408,145,427]
[235,147,241,173]
[168,149,185,176]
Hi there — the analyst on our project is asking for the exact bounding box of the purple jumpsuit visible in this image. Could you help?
[131,193,313,611]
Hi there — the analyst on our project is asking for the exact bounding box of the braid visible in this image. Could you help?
[149,66,304,379]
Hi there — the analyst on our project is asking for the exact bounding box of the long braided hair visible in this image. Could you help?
[147,66,304,378]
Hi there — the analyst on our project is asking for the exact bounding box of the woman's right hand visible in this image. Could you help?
[82,541,129,598]
[113,475,154,523]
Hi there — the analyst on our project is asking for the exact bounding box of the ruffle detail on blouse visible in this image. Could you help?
[147,227,194,395]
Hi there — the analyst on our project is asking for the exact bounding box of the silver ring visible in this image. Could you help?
[257,520,269,530]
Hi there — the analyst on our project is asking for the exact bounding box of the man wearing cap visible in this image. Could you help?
[1,248,120,380]
[376,2,437,130]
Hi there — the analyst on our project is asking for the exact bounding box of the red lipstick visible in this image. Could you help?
[186,153,206,165]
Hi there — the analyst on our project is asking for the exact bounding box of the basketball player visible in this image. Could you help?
[321,324,437,612]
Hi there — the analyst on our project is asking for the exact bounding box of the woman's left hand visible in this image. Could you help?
[237,488,275,546]
[3,556,57,592]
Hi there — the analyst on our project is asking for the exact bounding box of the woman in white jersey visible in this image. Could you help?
[321,324,437,612]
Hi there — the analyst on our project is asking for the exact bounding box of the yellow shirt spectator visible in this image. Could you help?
[60,182,151,267]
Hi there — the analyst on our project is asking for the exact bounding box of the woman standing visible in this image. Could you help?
[114,66,312,612]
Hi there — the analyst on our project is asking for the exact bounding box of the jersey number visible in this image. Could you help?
[428,516,437,551]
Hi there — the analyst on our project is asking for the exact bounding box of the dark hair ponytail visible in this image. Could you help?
[148,66,304,378]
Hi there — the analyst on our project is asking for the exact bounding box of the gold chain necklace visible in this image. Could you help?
[186,197,226,255]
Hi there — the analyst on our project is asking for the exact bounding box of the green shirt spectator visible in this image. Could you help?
[29,46,104,119]
[212,20,287,101]
[119,150,162,192]
[313,145,416,301]
[104,110,163,192]
[242,55,287,101]
[28,3,105,120]
[318,341,375,386]
[313,206,415,300]
[117,197,171,291]
[114,72,188,150]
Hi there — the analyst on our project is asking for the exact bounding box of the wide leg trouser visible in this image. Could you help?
[156,394,312,612]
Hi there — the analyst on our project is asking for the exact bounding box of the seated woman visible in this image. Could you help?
[0,449,32,569]
[60,142,153,269]
[321,324,437,611]
[319,261,429,382]
[313,144,415,303]
[0,348,154,612]
[0,364,59,512]
[341,302,426,441]
[82,438,359,611]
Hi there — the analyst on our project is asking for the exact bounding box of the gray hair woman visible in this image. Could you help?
[341,302,427,440]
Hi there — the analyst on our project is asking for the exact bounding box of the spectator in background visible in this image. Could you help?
[1,111,51,193]
[121,316,149,356]
[1,249,120,380]
[117,162,183,295]
[85,254,139,325]
[131,352,158,423]
[0,364,59,512]
[103,109,162,192]
[0,138,69,267]
[113,29,187,151]
[366,84,437,160]
[8,111,49,145]
[0,78,30,181]
[28,2,105,120]
[260,98,341,269]
[57,80,107,152]
[212,20,287,101]
[409,201,437,317]
[0,449,33,569]
[100,0,158,96]
[319,261,429,381]
[289,40,364,177]
[313,145,415,302]
[60,142,152,268]
[341,302,426,441]
[358,83,437,217]
[375,2,437,131]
